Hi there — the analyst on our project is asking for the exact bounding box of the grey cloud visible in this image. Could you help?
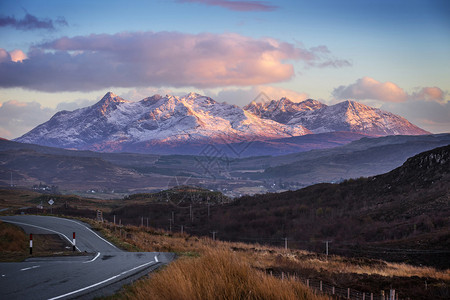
[381,100,450,134]
[0,13,68,31]
[0,100,54,139]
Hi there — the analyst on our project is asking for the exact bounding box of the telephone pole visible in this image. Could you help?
[323,240,332,259]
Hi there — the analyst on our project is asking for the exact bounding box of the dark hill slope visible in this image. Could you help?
[215,145,450,266]
[109,145,450,268]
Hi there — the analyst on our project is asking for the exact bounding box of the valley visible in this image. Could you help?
[1,134,449,197]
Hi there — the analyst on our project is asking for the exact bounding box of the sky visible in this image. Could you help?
[0,0,449,139]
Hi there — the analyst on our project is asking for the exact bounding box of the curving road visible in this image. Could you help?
[0,215,174,300]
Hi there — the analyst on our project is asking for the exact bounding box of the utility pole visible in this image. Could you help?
[323,240,332,259]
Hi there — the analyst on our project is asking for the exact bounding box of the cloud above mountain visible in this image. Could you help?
[332,77,408,103]
[0,100,53,139]
[332,77,449,133]
[0,31,350,92]
[333,77,448,104]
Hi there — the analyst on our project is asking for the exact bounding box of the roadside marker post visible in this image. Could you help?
[73,232,76,252]
[29,234,33,255]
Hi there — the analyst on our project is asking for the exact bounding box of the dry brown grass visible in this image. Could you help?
[258,250,450,282]
[121,247,326,300]
[94,222,450,282]
[0,220,28,252]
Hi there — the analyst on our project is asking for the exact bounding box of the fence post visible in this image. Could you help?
[363,293,366,300]
[380,290,385,300]
[320,281,322,291]
[371,292,373,300]
[29,233,33,255]
[347,287,350,299]
[389,290,395,300]
[332,286,335,295]
[306,279,309,288]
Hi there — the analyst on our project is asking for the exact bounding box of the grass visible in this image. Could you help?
[0,220,86,262]
[93,222,449,300]
[0,220,28,261]
[116,248,325,300]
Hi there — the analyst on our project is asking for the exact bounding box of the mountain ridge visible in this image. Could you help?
[14,92,430,154]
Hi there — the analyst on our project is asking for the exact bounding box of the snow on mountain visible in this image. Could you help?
[15,92,311,151]
[244,97,429,136]
[286,100,430,135]
[244,97,326,124]
[15,92,430,154]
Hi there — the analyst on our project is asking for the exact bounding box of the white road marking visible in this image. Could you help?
[83,252,101,263]
[48,260,156,300]
[49,217,119,250]
[1,220,80,252]
[20,265,40,271]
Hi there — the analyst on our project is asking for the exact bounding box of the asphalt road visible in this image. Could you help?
[0,215,174,299]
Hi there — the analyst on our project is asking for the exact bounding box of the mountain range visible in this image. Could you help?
[14,92,430,155]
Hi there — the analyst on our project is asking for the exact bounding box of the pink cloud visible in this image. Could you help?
[411,87,447,103]
[0,48,11,63]
[9,49,27,62]
[332,77,408,103]
[0,31,350,92]
[178,0,277,12]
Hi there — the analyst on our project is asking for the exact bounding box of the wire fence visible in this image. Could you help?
[271,272,403,300]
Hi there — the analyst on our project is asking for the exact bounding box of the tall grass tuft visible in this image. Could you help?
[122,248,325,300]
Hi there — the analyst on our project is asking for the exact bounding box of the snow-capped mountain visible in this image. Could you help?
[244,98,430,136]
[15,92,430,154]
[244,98,326,124]
[286,100,430,135]
[15,92,311,151]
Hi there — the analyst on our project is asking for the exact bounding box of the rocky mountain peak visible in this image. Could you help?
[93,92,128,116]
[13,92,430,153]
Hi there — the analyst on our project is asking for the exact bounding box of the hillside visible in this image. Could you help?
[1,134,449,196]
[106,145,450,268]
